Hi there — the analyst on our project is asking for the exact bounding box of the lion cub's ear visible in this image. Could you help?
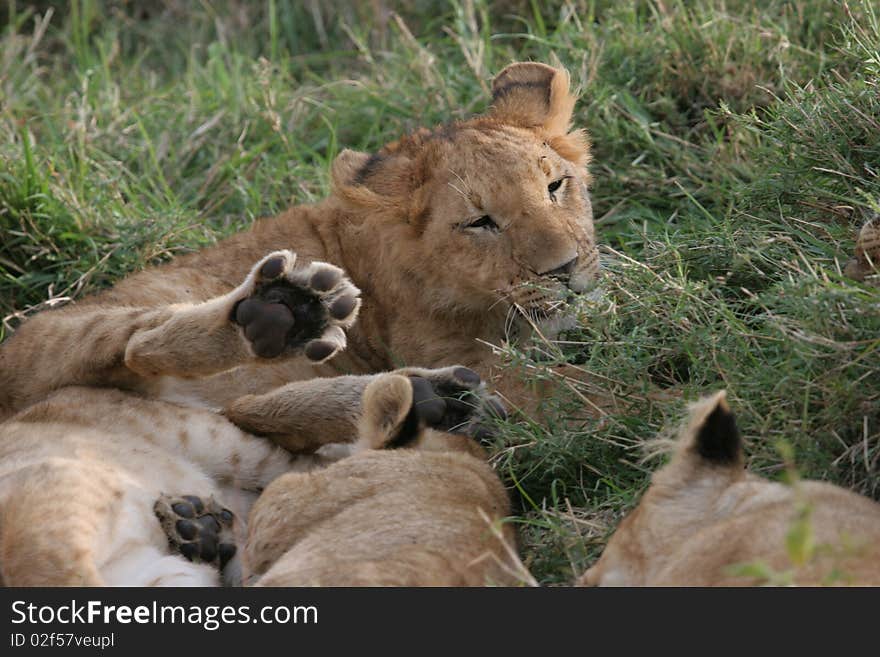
[490,62,589,165]
[652,391,744,489]
[684,391,743,467]
[490,62,576,136]
[331,149,372,188]
[356,374,416,451]
[331,148,427,215]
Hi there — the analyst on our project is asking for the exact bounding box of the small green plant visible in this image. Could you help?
[725,441,870,586]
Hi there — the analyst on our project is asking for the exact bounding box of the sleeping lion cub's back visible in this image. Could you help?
[247,449,518,587]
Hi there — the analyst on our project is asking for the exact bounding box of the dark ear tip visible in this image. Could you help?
[694,394,741,465]
[331,149,374,188]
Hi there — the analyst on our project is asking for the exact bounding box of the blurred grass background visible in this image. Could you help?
[1,0,878,584]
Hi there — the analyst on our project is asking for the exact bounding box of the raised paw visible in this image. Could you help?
[404,366,507,441]
[360,366,507,450]
[154,494,238,570]
[231,250,361,361]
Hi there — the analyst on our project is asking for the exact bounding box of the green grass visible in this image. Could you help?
[2,0,878,585]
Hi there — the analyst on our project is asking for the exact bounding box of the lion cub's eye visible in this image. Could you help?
[548,176,572,202]
[467,215,499,231]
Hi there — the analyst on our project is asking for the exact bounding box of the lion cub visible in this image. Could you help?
[579,391,880,586]
[0,365,496,587]
[242,372,522,586]
[844,214,880,284]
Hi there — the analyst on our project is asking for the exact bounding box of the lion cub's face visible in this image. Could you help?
[425,125,598,311]
[332,62,600,324]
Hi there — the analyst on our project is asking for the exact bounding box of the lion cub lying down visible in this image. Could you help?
[580,391,880,586]
[845,214,880,284]
[0,364,503,587]
[240,373,520,586]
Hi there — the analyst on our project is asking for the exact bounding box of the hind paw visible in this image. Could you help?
[231,250,361,361]
[154,494,238,570]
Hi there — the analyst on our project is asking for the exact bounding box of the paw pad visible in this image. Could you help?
[232,250,361,362]
[260,256,286,279]
[393,366,508,445]
[453,367,482,385]
[154,494,238,570]
[310,268,341,292]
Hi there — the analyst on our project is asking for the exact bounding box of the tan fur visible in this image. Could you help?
[243,375,520,587]
[844,214,880,284]
[579,392,880,586]
[0,61,598,423]
[0,369,483,586]
[0,386,292,586]
[0,60,590,586]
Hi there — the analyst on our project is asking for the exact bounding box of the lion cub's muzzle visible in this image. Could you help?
[541,250,601,296]
[541,255,579,281]
[569,249,602,294]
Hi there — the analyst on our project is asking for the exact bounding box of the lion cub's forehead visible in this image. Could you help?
[443,125,566,181]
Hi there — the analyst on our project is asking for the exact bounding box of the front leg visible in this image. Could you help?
[125,250,361,378]
[222,374,376,452]
[223,365,506,453]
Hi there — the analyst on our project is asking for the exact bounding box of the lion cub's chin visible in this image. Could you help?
[532,285,605,340]
[534,310,579,339]
[580,391,880,587]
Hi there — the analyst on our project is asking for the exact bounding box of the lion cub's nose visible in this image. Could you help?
[541,255,578,281]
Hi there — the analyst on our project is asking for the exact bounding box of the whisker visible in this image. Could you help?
[446,180,469,201]
[447,168,472,203]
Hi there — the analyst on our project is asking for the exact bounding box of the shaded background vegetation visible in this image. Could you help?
[1,0,878,583]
